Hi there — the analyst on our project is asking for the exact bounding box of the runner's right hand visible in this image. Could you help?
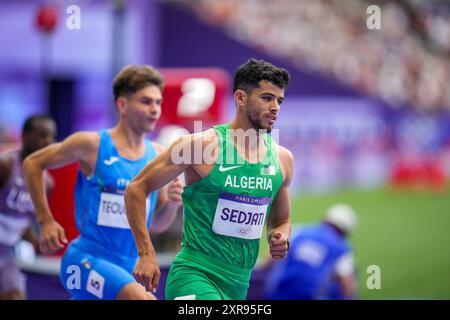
[133,255,161,293]
[39,219,67,254]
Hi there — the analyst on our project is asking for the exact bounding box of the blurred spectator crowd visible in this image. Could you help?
[167,0,450,111]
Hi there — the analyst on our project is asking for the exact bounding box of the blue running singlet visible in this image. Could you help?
[60,129,158,299]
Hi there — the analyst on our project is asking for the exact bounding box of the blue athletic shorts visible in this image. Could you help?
[60,236,136,300]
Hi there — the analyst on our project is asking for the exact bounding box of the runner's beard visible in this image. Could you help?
[246,107,272,134]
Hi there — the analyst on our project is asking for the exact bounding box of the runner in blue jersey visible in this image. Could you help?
[23,65,183,300]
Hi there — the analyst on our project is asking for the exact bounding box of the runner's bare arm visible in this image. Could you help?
[125,135,195,292]
[125,136,193,256]
[148,142,183,234]
[266,147,294,259]
[23,132,98,253]
[23,132,98,224]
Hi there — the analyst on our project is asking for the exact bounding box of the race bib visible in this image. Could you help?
[0,213,30,246]
[97,187,150,229]
[212,192,271,240]
[86,270,105,299]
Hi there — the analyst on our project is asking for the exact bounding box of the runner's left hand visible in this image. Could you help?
[168,177,183,207]
[269,231,289,259]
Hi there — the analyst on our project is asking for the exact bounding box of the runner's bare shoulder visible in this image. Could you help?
[64,131,100,154]
[167,129,219,166]
[276,144,294,183]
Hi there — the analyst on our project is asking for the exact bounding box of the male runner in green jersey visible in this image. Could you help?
[125,58,294,299]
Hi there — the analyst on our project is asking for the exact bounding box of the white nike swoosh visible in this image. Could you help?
[219,164,243,172]
[104,157,119,166]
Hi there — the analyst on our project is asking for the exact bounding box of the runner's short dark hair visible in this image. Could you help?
[233,58,291,93]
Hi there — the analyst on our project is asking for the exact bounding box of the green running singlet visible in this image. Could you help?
[166,123,284,300]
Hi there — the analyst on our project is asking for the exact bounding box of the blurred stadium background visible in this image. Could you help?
[0,0,449,300]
